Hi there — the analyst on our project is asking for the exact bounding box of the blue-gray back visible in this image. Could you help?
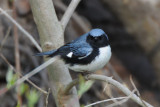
[59,33,93,58]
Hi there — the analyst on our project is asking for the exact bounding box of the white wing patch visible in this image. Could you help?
[67,52,73,58]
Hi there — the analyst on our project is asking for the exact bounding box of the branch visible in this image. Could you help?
[45,88,50,107]
[29,0,80,106]
[54,0,90,33]
[62,74,153,107]
[85,89,136,107]
[13,4,22,105]
[130,76,148,107]
[61,0,81,30]
[15,56,59,85]
[0,53,48,94]
[107,90,136,107]
[62,78,79,95]
[84,96,128,107]
[86,74,153,107]
[0,8,42,52]
[0,27,11,51]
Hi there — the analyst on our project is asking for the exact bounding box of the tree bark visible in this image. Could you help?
[29,0,80,107]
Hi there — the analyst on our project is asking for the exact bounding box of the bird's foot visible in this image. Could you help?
[81,71,92,81]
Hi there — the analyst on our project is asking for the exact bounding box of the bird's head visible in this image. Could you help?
[87,28,109,48]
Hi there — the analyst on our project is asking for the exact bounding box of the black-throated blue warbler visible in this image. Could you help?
[36,28,111,73]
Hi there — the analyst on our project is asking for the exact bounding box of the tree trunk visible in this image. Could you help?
[29,0,80,106]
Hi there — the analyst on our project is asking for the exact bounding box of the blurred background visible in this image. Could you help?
[0,0,160,106]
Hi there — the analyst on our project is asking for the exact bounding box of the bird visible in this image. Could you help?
[35,28,111,73]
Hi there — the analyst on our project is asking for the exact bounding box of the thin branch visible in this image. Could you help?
[130,75,148,107]
[0,27,11,51]
[45,88,50,107]
[0,8,42,52]
[54,0,90,32]
[59,74,153,107]
[13,3,21,76]
[0,9,12,14]
[62,78,79,95]
[130,75,140,96]
[84,97,127,107]
[0,53,47,94]
[106,90,136,107]
[107,63,123,83]
[15,56,59,86]
[85,90,136,107]
[0,53,15,71]
[13,3,22,105]
[103,82,122,106]
[105,64,127,106]
[86,74,153,107]
[26,78,48,94]
[60,0,81,30]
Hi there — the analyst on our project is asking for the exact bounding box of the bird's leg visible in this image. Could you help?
[81,71,90,76]
[81,71,92,81]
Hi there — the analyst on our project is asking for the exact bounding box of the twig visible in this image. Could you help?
[2,43,39,67]
[59,74,152,107]
[15,56,59,86]
[106,89,136,107]
[62,78,79,95]
[86,74,153,107]
[0,54,15,71]
[0,9,12,14]
[130,75,140,96]
[105,64,128,107]
[26,79,48,94]
[0,8,42,52]
[85,90,136,107]
[45,88,50,107]
[54,0,90,32]
[84,96,128,107]
[0,53,48,94]
[13,3,22,105]
[103,82,122,106]
[60,0,81,30]
[107,63,123,83]
[130,75,148,107]
[0,27,11,51]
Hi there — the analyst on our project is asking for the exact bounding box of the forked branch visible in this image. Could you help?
[62,74,153,107]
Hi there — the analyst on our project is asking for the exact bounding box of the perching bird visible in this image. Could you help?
[35,28,111,73]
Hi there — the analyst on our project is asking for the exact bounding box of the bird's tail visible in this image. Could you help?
[35,50,57,57]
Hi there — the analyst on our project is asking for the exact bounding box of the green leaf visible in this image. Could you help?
[6,67,17,88]
[16,102,20,107]
[6,67,13,83]
[19,83,29,95]
[26,89,39,107]
[80,105,85,107]
[78,75,94,98]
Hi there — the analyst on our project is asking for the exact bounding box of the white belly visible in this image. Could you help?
[67,46,111,72]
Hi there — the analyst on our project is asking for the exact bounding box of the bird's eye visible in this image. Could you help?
[90,36,94,40]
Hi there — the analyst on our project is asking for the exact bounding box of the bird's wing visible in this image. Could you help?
[57,42,93,59]
[69,43,93,59]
